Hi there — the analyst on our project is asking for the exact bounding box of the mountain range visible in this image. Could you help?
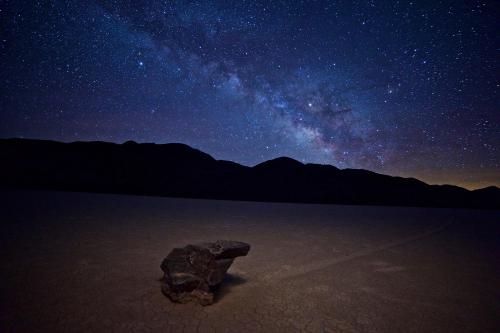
[0,138,498,209]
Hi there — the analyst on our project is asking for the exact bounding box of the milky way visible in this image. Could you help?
[1,1,498,189]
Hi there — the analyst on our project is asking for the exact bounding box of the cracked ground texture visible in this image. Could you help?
[1,189,499,332]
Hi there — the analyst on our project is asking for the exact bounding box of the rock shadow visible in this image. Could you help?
[213,273,247,303]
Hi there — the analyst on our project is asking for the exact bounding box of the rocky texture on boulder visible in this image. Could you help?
[160,240,250,305]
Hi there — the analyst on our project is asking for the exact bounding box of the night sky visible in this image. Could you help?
[1,1,498,189]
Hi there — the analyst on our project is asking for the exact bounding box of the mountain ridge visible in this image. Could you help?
[0,138,498,209]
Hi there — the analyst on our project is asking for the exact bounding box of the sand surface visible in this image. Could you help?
[1,189,499,332]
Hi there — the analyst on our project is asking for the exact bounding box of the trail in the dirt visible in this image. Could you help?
[263,220,454,283]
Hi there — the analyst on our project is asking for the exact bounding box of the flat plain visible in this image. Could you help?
[1,189,498,332]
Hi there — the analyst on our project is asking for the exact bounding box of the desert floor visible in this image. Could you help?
[1,189,499,332]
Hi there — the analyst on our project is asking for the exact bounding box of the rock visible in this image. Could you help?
[160,240,250,305]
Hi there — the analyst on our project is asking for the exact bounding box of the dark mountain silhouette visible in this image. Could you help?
[0,138,498,209]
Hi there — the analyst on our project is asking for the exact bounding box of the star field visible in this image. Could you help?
[1,1,498,189]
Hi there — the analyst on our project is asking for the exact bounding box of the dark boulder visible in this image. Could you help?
[160,240,250,305]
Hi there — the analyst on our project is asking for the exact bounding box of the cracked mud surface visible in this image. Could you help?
[1,189,499,332]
